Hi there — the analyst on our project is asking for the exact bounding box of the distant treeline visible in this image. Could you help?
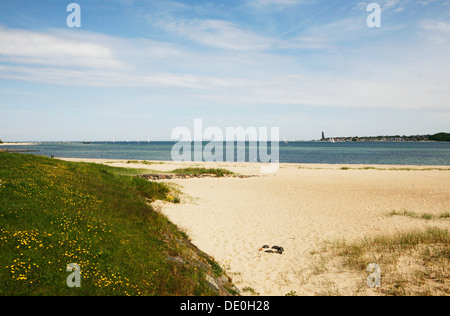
[322,132,450,142]
[428,133,450,142]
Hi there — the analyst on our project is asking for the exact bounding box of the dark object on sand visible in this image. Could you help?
[259,245,284,254]
[271,246,285,254]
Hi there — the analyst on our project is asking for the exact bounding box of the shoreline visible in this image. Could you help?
[58,157,450,296]
[0,149,38,153]
[59,157,450,171]
[0,142,39,146]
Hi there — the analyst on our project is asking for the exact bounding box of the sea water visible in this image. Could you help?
[1,141,449,166]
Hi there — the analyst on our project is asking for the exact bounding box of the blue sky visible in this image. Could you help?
[0,0,449,141]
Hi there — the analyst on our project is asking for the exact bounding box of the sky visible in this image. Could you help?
[0,0,449,141]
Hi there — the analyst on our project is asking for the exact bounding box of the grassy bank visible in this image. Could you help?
[0,153,234,296]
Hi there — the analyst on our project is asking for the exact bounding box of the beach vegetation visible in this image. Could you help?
[98,165,158,176]
[388,210,450,221]
[170,168,234,177]
[241,286,259,296]
[127,160,165,165]
[439,212,450,219]
[0,153,234,295]
[316,227,449,296]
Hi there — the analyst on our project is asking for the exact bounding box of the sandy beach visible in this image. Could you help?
[0,142,39,146]
[62,158,450,295]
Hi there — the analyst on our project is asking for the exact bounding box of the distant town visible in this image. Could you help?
[316,132,450,142]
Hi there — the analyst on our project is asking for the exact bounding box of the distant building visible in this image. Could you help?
[321,132,325,141]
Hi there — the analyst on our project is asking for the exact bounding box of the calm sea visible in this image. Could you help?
[2,141,449,166]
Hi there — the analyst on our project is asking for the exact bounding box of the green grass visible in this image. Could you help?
[388,210,450,221]
[100,164,159,176]
[170,168,234,177]
[126,160,165,166]
[0,153,225,296]
[438,212,450,219]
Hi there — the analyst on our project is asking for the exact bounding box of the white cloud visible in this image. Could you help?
[0,27,125,69]
[247,0,305,8]
[356,0,439,13]
[354,0,408,12]
[0,64,208,89]
[156,18,276,51]
[154,15,355,52]
[188,72,450,110]
[0,20,449,113]
[287,17,364,49]
[419,20,450,45]
[419,20,450,33]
